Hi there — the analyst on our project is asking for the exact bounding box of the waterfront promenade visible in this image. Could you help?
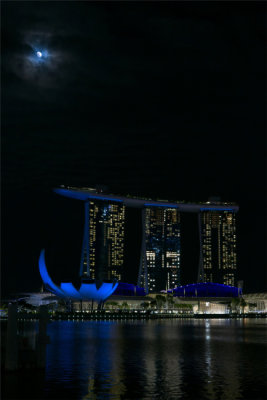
[2,310,266,321]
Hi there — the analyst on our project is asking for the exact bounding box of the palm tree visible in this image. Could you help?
[166,294,175,310]
[231,298,240,313]
[108,301,118,310]
[150,300,157,309]
[155,295,165,309]
[121,301,129,310]
[239,298,247,313]
[140,302,150,310]
[174,303,193,313]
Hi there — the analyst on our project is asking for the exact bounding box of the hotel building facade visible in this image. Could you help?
[139,207,181,293]
[198,210,237,286]
[80,200,125,282]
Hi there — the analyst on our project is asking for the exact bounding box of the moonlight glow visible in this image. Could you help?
[36,51,43,58]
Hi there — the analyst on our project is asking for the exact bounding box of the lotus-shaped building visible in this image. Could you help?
[39,249,119,302]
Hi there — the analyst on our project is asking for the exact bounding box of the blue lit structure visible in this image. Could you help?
[54,187,239,212]
[39,250,118,302]
[169,282,241,298]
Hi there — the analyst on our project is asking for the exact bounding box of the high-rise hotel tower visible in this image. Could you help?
[198,210,237,286]
[139,207,181,293]
[80,200,125,282]
[55,187,239,292]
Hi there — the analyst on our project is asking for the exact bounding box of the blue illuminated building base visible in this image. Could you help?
[169,282,241,297]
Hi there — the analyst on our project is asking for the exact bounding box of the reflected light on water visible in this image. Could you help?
[2,319,266,400]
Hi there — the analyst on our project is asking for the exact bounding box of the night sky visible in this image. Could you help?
[2,1,266,297]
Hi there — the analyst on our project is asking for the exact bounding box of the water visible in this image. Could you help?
[2,319,267,400]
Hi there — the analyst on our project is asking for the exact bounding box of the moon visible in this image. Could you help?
[36,51,43,58]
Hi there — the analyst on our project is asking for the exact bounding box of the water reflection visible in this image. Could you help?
[2,319,266,399]
[46,319,267,400]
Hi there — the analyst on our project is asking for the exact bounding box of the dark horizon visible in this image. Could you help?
[2,1,266,297]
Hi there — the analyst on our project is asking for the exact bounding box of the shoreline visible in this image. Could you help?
[1,311,266,321]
